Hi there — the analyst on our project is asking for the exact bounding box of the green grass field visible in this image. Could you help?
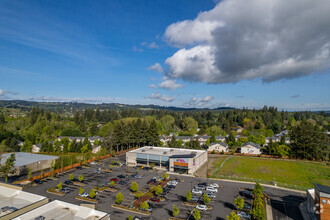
[209,156,330,190]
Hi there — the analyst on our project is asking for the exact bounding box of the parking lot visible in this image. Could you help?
[23,154,305,220]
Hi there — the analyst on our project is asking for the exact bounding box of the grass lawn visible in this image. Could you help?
[210,156,330,190]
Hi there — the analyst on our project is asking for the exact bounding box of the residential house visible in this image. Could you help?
[240,142,261,154]
[215,136,226,142]
[207,142,229,153]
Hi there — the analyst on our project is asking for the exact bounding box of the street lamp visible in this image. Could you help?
[37,161,41,176]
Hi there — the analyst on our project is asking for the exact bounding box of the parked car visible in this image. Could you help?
[34,179,43,184]
[209,183,219,188]
[162,187,170,194]
[117,175,126,179]
[143,167,152,171]
[79,192,89,198]
[64,180,73,185]
[119,180,127,185]
[95,169,101,174]
[168,180,178,186]
[190,196,200,202]
[192,189,203,195]
[135,175,142,179]
[149,197,160,202]
[239,190,253,198]
[61,188,70,193]
[237,211,251,219]
[206,186,218,193]
[198,182,207,186]
[110,178,118,182]
[121,163,126,167]
[167,184,176,189]
[243,203,251,210]
[194,185,206,190]
[196,204,208,211]
[90,161,97,165]
[147,202,154,208]
[205,192,216,199]
[104,181,110,185]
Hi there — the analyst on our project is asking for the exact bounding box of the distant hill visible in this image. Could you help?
[0,100,235,112]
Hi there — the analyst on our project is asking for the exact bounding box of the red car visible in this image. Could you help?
[149,197,160,202]
[110,178,118,182]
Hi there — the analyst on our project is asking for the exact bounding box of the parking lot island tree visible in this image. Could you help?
[69,174,74,181]
[251,196,265,220]
[193,208,201,220]
[27,168,32,180]
[234,196,244,210]
[127,215,133,220]
[109,164,113,170]
[116,192,124,204]
[79,187,84,195]
[130,181,138,192]
[89,188,96,199]
[154,185,163,196]
[78,174,84,182]
[110,181,116,188]
[140,201,149,211]
[172,204,179,217]
[57,182,62,191]
[186,190,192,201]
[203,193,210,205]
[135,190,143,199]
[227,211,240,220]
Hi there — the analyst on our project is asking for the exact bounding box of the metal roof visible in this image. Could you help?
[0,152,58,167]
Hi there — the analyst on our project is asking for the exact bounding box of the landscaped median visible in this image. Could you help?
[47,187,65,196]
[93,186,117,192]
[111,204,150,216]
[75,195,98,203]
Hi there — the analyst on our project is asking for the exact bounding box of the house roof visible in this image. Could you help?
[241,142,260,149]
[314,183,330,194]
[209,142,228,147]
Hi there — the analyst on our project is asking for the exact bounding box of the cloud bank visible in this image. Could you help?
[149,92,175,102]
[164,0,330,84]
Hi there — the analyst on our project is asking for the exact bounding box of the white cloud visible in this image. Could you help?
[0,89,18,96]
[164,0,330,84]
[141,41,159,49]
[201,96,213,102]
[158,79,184,90]
[147,63,163,73]
[149,84,157,89]
[186,96,214,106]
[133,46,143,52]
[149,92,175,102]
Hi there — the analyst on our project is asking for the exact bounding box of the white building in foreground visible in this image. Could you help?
[13,200,109,220]
[126,146,207,175]
[0,183,48,220]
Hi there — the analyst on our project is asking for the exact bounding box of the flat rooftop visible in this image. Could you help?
[0,152,58,167]
[14,200,109,220]
[0,185,47,217]
[129,146,206,158]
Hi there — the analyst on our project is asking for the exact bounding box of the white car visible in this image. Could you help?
[206,192,216,199]
[209,183,219,188]
[192,189,203,195]
[206,186,218,193]
[90,161,97,165]
[79,192,89,198]
[237,211,251,219]
[196,204,208,211]
[168,180,178,186]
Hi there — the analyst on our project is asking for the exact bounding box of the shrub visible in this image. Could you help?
[220,150,224,155]
[140,201,149,211]
[186,190,192,201]
[78,175,84,182]
[149,163,155,169]
[193,208,201,220]
[57,182,62,191]
[154,185,163,196]
[135,191,143,199]
[227,211,240,220]
[130,181,138,192]
[211,150,215,154]
[79,187,84,195]
[172,204,179,217]
[89,188,96,199]
[203,193,210,205]
[116,192,124,204]
[234,196,244,210]
[69,174,74,181]
[110,181,115,188]
[127,216,133,220]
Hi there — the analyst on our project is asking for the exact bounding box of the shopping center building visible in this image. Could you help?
[126,146,207,174]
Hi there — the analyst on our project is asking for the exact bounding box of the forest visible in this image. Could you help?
[0,102,329,160]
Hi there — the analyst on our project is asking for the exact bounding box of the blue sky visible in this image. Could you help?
[0,0,330,111]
